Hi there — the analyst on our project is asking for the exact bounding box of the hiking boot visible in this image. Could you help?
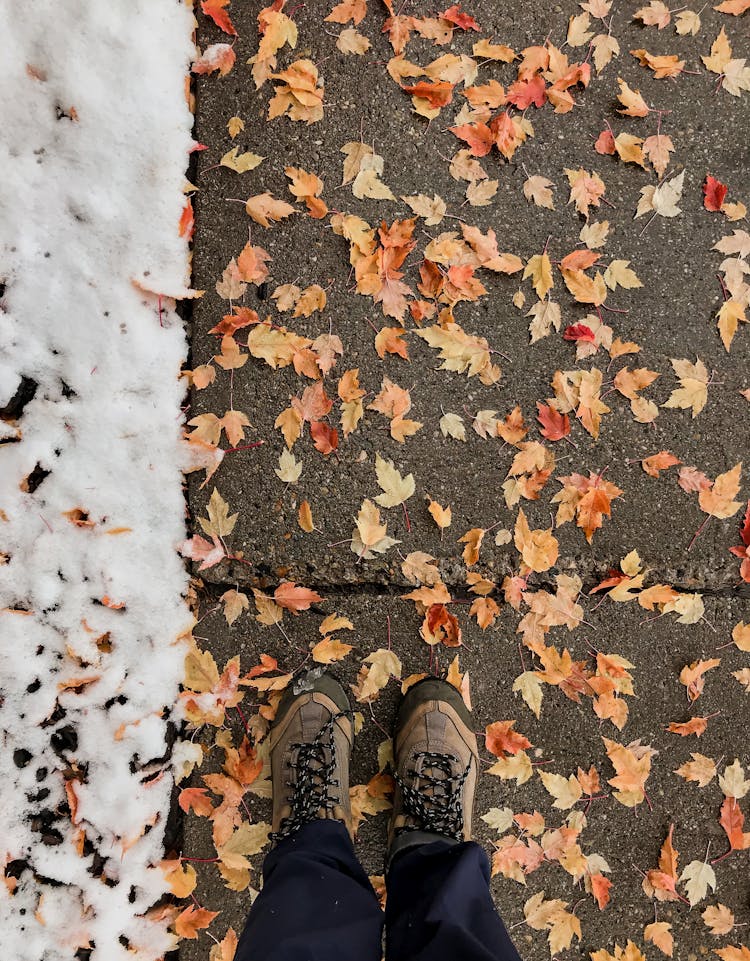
[270,671,354,842]
[388,677,479,862]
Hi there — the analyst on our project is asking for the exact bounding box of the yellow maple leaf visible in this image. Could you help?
[699,463,743,518]
[220,147,264,173]
[199,488,238,538]
[217,822,271,871]
[523,253,554,299]
[716,300,746,352]
[311,637,353,663]
[617,78,650,116]
[514,509,559,573]
[644,922,674,957]
[336,27,371,55]
[415,323,497,381]
[355,498,387,547]
[662,357,710,417]
[245,192,296,227]
[161,859,197,898]
[352,649,402,702]
[565,167,606,216]
[427,498,452,529]
[561,267,608,305]
[374,454,415,507]
[702,903,736,935]
[539,770,583,809]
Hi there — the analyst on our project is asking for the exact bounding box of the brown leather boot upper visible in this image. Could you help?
[270,673,354,841]
[389,677,479,853]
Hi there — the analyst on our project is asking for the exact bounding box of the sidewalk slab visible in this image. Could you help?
[181,592,749,961]
[189,2,750,592]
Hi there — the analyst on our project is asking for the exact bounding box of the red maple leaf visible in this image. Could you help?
[729,500,750,582]
[703,174,728,212]
[440,4,480,30]
[595,129,616,155]
[210,306,261,336]
[537,402,571,441]
[201,0,237,36]
[563,323,596,343]
[310,421,339,455]
[506,74,547,109]
[590,568,629,594]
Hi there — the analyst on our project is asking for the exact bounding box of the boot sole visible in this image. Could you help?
[395,676,473,733]
[273,670,351,731]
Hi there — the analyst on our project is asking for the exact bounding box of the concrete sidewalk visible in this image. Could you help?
[183,1,750,957]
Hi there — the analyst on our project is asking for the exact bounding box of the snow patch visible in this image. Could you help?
[0,3,194,958]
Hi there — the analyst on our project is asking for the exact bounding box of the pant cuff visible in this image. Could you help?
[387,829,459,869]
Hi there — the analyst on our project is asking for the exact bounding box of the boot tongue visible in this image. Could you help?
[425,711,447,751]
[301,701,328,739]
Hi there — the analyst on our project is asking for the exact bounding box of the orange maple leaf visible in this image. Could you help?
[644,824,680,900]
[679,658,721,701]
[485,720,532,758]
[554,472,624,543]
[603,737,653,807]
[178,198,195,239]
[667,716,710,737]
[402,80,455,108]
[420,603,462,646]
[292,381,333,422]
[641,451,681,478]
[273,582,323,612]
[173,903,219,939]
[590,872,612,910]
[449,121,495,156]
[719,796,750,852]
[178,787,214,818]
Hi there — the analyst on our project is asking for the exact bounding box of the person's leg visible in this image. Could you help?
[235,671,383,961]
[385,836,522,961]
[236,819,383,961]
[385,677,523,961]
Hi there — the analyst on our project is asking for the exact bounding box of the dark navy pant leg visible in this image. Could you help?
[235,820,383,961]
[385,839,524,961]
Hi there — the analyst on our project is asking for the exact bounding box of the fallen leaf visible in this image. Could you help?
[680,859,716,906]
[245,192,296,227]
[273,582,323,612]
[675,753,717,787]
[374,453,415,508]
[702,903,736,936]
[644,921,674,957]
[311,637,353,663]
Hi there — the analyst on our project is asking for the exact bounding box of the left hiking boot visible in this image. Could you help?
[388,676,479,863]
[269,671,354,842]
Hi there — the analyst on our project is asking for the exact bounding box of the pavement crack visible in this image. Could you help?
[195,575,750,601]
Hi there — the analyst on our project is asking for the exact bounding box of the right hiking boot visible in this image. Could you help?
[388,676,479,863]
[269,670,354,842]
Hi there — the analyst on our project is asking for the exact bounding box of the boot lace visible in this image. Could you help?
[395,750,470,841]
[270,711,349,842]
